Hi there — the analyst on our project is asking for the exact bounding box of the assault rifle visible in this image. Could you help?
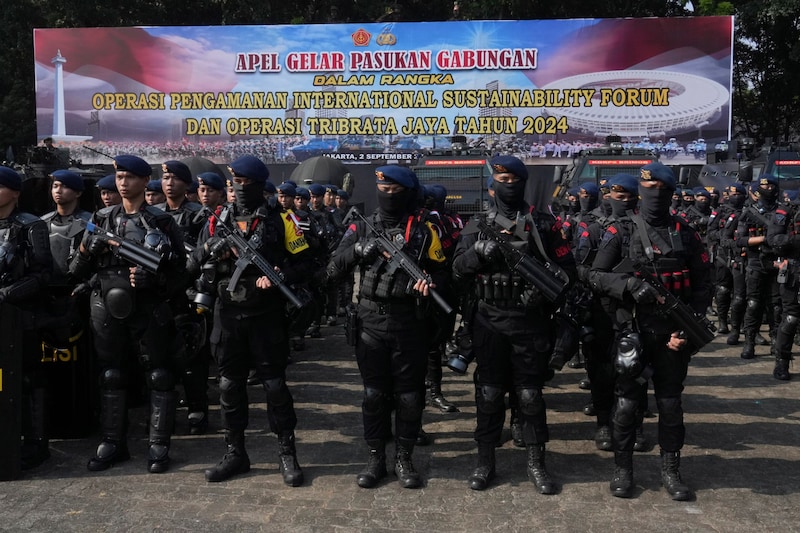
[83,221,165,273]
[202,207,305,309]
[345,207,454,315]
[467,214,570,305]
[614,257,716,354]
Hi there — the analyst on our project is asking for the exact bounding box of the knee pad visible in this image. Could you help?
[363,387,389,417]
[716,285,731,297]
[779,314,800,334]
[395,391,424,423]
[516,387,545,417]
[731,295,745,307]
[100,368,125,390]
[613,396,638,427]
[146,368,174,391]
[218,375,241,394]
[263,377,291,407]
[746,299,759,309]
[656,396,683,427]
[475,384,505,415]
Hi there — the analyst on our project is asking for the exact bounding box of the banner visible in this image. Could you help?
[33,17,734,165]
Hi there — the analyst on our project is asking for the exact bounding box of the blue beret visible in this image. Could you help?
[336,189,349,200]
[162,160,192,183]
[490,155,528,181]
[579,183,599,196]
[567,187,579,196]
[750,181,760,193]
[229,155,269,183]
[375,165,418,189]
[96,174,117,191]
[197,172,224,191]
[187,180,199,193]
[430,184,447,203]
[640,162,675,190]
[308,183,326,196]
[283,180,298,188]
[50,169,84,192]
[146,179,163,192]
[0,166,22,191]
[263,181,277,194]
[693,187,711,199]
[758,174,779,188]
[296,187,310,200]
[607,173,639,195]
[727,183,747,195]
[114,155,152,177]
[785,190,799,201]
[277,182,297,196]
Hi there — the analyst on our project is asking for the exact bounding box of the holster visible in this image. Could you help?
[344,303,359,347]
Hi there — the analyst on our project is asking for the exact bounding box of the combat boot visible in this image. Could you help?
[394,438,422,488]
[357,439,387,488]
[427,382,459,413]
[147,390,177,474]
[594,425,612,451]
[88,389,130,472]
[717,317,730,335]
[726,327,740,346]
[740,333,756,359]
[661,450,693,501]
[278,431,304,487]
[610,451,634,498]
[205,431,250,482]
[773,356,791,381]
[755,332,770,346]
[526,444,557,495]
[468,443,496,491]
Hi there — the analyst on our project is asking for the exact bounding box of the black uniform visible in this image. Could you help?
[453,201,576,493]
[69,203,186,473]
[765,202,797,380]
[589,176,710,501]
[193,200,311,485]
[327,168,447,489]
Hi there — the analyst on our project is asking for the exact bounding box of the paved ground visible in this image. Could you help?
[1,321,799,533]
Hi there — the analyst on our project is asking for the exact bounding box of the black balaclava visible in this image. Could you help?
[377,187,416,226]
[233,181,265,213]
[579,195,598,214]
[567,198,580,215]
[639,186,674,226]
[600,197,613,217]
[757,185,779,210]
[493,179,525,218]
[695,197,712,216]
[609,197,638,218]
[727,192,745,209]
[681,194,695,209]
[671,193,681,211]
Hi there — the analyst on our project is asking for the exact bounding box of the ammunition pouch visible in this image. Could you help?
[475,273,542,308]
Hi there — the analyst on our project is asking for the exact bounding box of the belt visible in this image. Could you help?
[358,299,416,315]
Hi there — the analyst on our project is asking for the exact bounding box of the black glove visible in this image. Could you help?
[354,239,380,262]
[83,233,108,256]
[473,240,500,262]
[205,236,230,260]
[626,278,661,304]
[130,266,158,289]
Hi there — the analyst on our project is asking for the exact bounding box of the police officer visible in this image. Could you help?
[327,165,447,489]
[0,167,53,470]
[96,174,121,208]
[191,155,310,485]
[69,155,187,473]
[196,172,226,211]
[718,183,749,344]
[157,160,208,434]
[574,173,643,453]
[145,179,165,205]
[735,176,782,359]
[452,155,576,493]
[589,162,710,500]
